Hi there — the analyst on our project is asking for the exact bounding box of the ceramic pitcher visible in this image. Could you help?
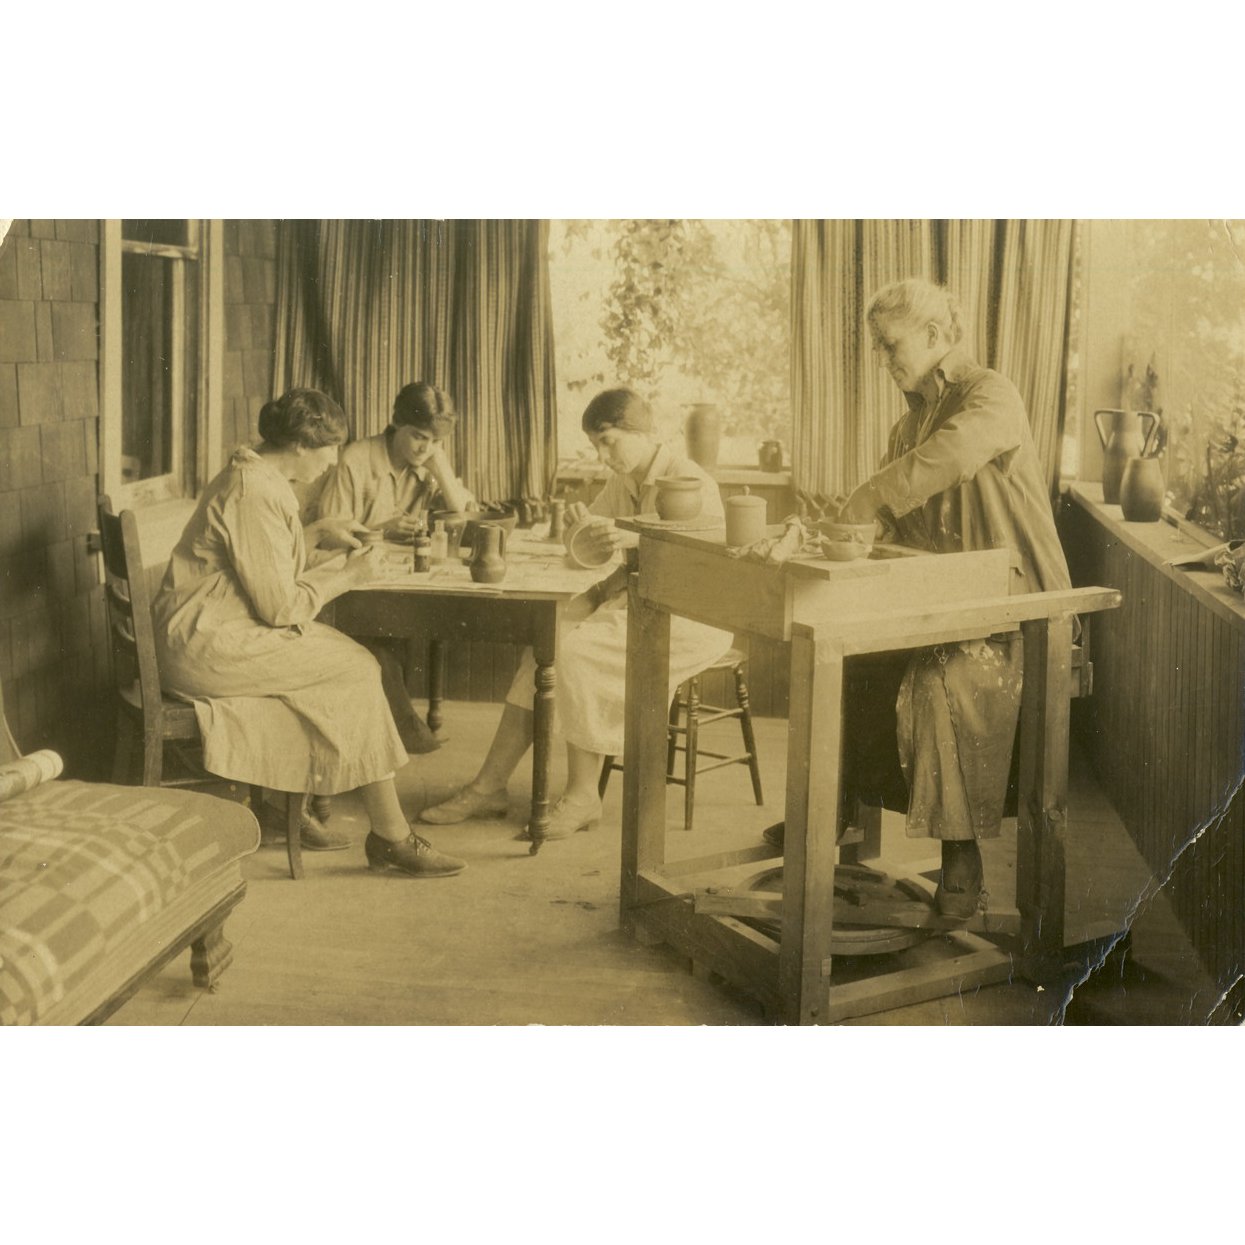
[1120,457,1165,522]
[470,524,508,584]
[1094,409,1161,505]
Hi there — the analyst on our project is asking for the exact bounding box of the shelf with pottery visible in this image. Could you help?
[615,517,1123,1023]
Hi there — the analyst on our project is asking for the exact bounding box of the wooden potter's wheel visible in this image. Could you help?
[735,864,935,957]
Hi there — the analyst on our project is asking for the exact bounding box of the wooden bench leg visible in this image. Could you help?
[190,922,234,990]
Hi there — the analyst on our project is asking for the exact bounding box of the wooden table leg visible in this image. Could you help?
[527,607,558,855]
[427,638,445,735]
[620,573,672,937]
[1016,615,1074,956]
[778,625,844,1024]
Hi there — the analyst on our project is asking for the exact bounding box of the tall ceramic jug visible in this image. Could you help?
[470,524,508,584]
[684,404,721,473]
[1094,409,1161,505]
[1120,457,1165,522]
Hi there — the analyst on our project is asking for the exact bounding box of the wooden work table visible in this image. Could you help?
[616,519,1121,1024]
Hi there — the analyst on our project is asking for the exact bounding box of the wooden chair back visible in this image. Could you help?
[97,495,165,739]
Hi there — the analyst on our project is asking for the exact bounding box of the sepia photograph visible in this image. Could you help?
[3,10,1242,1240]
[2,215,1240,1031]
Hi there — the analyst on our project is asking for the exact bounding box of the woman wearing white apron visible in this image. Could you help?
[421,388,734,840]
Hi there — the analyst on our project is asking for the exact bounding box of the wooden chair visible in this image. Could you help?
[96,496,306,879]
[600,648,764,831]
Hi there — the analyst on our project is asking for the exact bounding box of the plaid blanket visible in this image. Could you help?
[0,782,259,1025]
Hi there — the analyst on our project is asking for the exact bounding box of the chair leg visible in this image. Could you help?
[598,756,614,800]
[734,662,764,806]
[286,793,304,880]
[113,712,137,784]
[141,724,164,786]
[666,688,681,781]
[683,676,700,831]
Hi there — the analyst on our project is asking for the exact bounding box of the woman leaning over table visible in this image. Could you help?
[421,387,735,840]
[314,381,475,756]
[152,387,465,878]
[827,277,1072,917]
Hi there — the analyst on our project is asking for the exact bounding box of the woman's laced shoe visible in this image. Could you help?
[516,794,603,842]
[299,813,350,851]
[364,831,466,877]
[935,839,984,918]
[419,786,509,824]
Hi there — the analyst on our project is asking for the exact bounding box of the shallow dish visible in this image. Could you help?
[817,519,875,562]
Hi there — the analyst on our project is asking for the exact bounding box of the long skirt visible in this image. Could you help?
[897,634,1024,841]
[158,620,408,797]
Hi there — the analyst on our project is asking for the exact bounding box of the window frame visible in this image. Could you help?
[99,219,225,508]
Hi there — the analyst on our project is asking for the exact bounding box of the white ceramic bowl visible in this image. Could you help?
[566,520,615,569]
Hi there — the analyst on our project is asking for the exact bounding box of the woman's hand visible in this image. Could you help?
[307,517,371,551]
[564,501,592,529]
[378,512,424,541]
[576,516,623,560]
[343,544,404,586]
[835,482,881,525]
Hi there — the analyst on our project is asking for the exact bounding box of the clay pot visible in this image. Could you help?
[725,489,767,547]
[654,476,703,522]
[684,405,721,473]
[1094,409,1161,505]
[1120,456,1164,522]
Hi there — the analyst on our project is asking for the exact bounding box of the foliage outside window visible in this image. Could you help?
[1122,219,1245,540]
[549,220,791,466]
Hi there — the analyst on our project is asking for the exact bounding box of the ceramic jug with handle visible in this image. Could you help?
[1094,409,1161,505]
[469,523,508,584]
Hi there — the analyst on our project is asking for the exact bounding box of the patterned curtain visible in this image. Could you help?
[791,219,1078,498]
[273,220,558,501]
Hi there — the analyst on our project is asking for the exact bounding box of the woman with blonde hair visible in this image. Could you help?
[831,277,1072,917]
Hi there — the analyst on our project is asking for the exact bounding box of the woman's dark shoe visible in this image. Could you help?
[935,839,983,918]
[365,831,466,877]
[762,821,785,850]
[300,814,351,851]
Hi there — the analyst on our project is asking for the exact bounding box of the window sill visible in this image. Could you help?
[1068,482,1245,630]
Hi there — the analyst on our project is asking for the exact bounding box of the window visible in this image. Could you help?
[101,219,224,506]
[549,220,791,467]
[1117,219,1245,540]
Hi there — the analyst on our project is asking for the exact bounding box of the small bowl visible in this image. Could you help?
[433,505,519,550]
[817,519,875,562]
[566,519,615,570]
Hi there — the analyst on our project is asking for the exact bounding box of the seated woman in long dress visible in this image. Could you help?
[421,388,735,840]
[315,381,475,755]
[152,387,465,878]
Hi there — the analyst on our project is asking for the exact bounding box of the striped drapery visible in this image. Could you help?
[273,220,558,501]
[791,219,1077,498]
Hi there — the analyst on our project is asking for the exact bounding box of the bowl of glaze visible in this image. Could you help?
[817,519,875,561]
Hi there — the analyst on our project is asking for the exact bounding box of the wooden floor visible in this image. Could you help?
[108,702,1221,1026]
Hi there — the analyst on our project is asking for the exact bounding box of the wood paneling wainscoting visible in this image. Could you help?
[1060,484,1244,1012]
